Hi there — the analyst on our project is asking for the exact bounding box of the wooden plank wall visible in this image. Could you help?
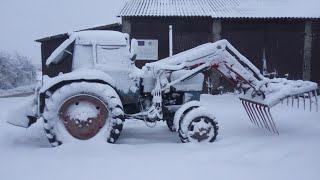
[222,19,305,80]
[129,17,213,68]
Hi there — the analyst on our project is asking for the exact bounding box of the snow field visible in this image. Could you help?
[0,94,319,180]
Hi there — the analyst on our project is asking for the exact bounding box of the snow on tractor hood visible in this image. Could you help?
[40,69,115,94]
[46,31,129,66]
[74,30,128,46]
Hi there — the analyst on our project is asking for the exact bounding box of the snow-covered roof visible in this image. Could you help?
[118,0,320,19]
[35,23,122,43]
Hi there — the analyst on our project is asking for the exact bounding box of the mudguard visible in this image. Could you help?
[40,69,116,94]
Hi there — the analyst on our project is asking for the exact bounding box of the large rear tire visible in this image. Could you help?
[43,82,124,147]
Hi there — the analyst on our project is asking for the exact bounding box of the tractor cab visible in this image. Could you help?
[45,30,141,105]
[46,30,137,70]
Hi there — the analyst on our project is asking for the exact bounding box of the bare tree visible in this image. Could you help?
[0,51,37,90]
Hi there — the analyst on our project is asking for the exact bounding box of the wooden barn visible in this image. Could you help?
[118,0,320,91]
[36,0,320,93]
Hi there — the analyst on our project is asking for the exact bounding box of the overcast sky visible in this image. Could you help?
[0,0,127,64]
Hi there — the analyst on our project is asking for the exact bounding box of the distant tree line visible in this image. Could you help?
[0,51,37,90]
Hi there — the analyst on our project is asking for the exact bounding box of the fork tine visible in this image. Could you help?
[261,106,276,134]
[241,100,254,124]
[263,106,279,135]
[267,107,279,135]
[292,96,294,107]
[287,97,289,106]
[253,104,266,130]
[308,92,312,111]
[246,102,259,126]
[256,104,271,132]
[297,95,300,109]
[251,103,264,128]
[315,90,318,112]
[303,93,306,110]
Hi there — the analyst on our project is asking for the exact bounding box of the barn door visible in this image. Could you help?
[222,30,264,71]
[265,30,304,80]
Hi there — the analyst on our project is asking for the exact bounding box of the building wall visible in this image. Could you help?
[124,17,213,68]
[124,17,316,93]
[222,19,305,80]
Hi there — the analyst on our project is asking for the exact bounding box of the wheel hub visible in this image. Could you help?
[59,95,108,140]
[188,117,213,142]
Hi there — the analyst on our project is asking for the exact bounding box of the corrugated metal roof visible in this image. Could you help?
[118,0,320,19]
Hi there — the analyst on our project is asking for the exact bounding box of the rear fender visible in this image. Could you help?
[39,69,116,114]
[40,69,115,94]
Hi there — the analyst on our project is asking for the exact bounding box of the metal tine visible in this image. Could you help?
[262,106,276,134]
[264,107,279,135]
[287,97,289,106]
[260,105,277,134]
[245,101,259,126]
[292,95,294,107]
[259,105,275,133]
[267,107,279,135]
[303,93,306,110]
[256,104,271,132]
[296,94,300,109]
[257,104,272,132]
[241,100,254,125]
[308,92,312,111]
[315,90,318,112]
[250,102,264,128]
[253,103,267,130]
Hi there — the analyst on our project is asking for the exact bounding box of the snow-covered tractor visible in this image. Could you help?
[8,31,318,146]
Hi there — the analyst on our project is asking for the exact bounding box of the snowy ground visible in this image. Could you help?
[0,94,319,180]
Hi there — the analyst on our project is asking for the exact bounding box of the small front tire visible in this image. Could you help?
[178,106,218,143]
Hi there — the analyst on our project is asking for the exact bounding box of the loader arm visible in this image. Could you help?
[145,39,318,134]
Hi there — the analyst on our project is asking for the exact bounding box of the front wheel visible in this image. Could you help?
[43,82,124,147]
[178,106,218,143]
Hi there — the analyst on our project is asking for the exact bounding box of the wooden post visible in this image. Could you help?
[303,21,312,81]
[212,20,222,42]
[210,20,222,94]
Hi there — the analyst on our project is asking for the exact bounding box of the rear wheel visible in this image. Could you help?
[43,82,124,147]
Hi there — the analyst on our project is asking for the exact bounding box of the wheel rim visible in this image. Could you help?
[58,95,108,140]
[187,117,214,142]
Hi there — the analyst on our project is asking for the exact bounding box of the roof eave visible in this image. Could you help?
[35,22,122,43]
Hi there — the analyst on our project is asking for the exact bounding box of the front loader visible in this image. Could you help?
[8,31,318,146]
